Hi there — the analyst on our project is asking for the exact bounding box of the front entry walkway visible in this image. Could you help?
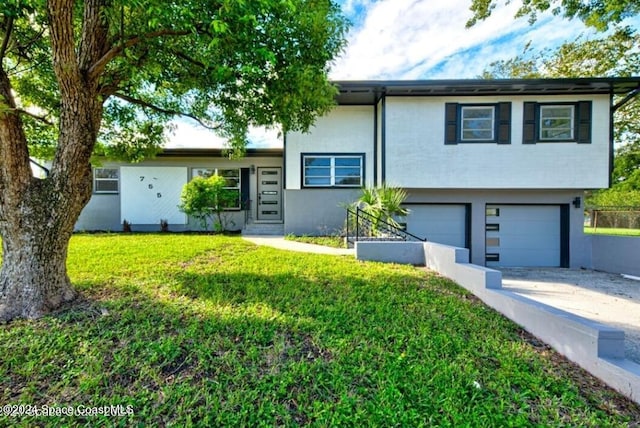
[242,235,354,256]
[501,268,640,364]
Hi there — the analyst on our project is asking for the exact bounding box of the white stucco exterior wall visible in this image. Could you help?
[286,105,375,190]
[384,95,610,189]
[76,156,282,231]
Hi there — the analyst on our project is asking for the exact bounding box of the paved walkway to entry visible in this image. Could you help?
[501,268,640,364]
[242,235,354,256]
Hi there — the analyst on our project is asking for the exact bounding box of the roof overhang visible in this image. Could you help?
[158,147,283,158]
[333,78,640,105]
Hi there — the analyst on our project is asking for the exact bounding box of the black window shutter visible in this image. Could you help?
[240,168,250,210]
[577,101,592,144]
[497,102,511,144]
[444,103,458,145]
[522,102,537,144]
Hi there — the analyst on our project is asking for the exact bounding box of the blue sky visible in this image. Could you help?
[330,0,600,80]
[168,0,622,147]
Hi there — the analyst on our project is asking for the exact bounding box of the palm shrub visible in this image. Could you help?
[178,175,237,232]
[352,184,409,233]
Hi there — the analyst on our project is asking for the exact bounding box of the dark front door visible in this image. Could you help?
[257,167,282,221]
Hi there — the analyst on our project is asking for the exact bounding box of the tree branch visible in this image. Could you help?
[0,16,14,61]
[78,0,110,75]
[48,0,82,93]
[7,58,50,77]
[112,92,220,130]
[10,108,54,126]
[89,29,193,81]
[0,66,32,200]
[98,49,150,97]
[5,27,47,64]
[171,50,207,69]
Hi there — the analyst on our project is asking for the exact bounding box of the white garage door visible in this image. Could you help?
[486,205,560,267]
[404,204,467,248]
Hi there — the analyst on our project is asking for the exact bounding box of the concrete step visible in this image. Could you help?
[242,223,285,236]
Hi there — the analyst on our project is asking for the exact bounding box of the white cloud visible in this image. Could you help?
[165,1,607,148]
[165,120,282,149]
[246,126,283,148]
[331,0,594,79]
[165,121,225,148]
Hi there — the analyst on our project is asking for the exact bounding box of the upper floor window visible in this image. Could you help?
[523,101,591,144]
[94,168,119,193]
[302,154,364,188]
[461,106,495,141]
[539,105,574,140]
[445,102,511,144]
[191,168,241,209]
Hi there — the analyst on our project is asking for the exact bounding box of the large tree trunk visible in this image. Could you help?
[0,112,96,321]
[0,0,108,321]
[0,130,95,320]
[0,238,77,320]
[0,175,93,321]
[0,204,78,319]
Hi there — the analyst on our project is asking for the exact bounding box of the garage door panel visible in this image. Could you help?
[497,249,560,267]
[486,205,560,267]
[405,205,467,248]
[427,231,465,246]
[497,234,560,249]
[499,219,559,231]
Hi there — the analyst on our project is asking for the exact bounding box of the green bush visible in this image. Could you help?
[586,189,640,207]
[178,175,236,232]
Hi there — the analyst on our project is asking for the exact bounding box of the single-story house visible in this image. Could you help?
[76,77,640,269]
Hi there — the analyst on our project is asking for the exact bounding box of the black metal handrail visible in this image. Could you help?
[346,207,426,245]
[242,198,252,224]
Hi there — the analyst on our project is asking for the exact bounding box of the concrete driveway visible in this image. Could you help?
[500,268,640,364]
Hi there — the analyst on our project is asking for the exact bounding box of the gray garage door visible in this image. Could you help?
[404,204,467,248]
[486,205,560,267]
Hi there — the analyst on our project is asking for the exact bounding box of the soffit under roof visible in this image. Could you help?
[158,148,283,157]
[334,78,640,105]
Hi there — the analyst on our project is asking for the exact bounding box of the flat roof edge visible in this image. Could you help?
[158,148,283,158]
[333,77,640,104]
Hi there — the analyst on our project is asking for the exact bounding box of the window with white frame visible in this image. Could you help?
[303,155,363,187]
[445,102,511,144]
[461,106,495,141]
[539,105,574,140]
[191,168,241,209]
[93,168,119,193]
[523,101,591,144]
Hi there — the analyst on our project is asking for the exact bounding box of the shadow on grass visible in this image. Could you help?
[3,241,640,426]
[1,279,338,426]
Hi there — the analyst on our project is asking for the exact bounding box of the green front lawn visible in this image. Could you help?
[285,234,346,248]
[585,227,640,236]
[1,235,638,426]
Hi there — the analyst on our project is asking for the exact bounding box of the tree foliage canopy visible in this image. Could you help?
[481,27,640,192]
[467,0,640,31]
[479,27,640,80]
[0,0,348,321]
[1,0,348,160]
